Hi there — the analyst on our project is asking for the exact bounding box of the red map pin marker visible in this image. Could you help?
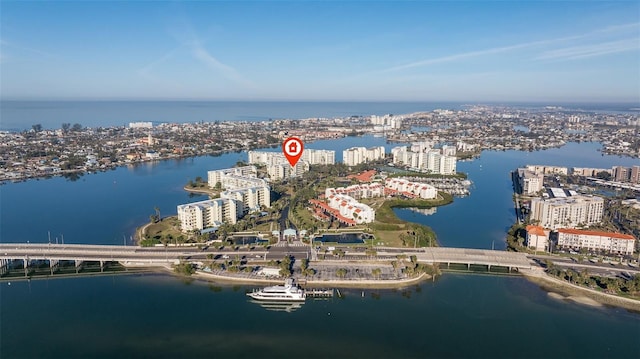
[282,137,304,167]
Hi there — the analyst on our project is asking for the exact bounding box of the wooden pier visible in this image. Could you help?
[305,289,334,298]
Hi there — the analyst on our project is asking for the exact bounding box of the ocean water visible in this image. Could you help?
[0,100,461,131]
[2,100,637,131]
[1,101,639,357]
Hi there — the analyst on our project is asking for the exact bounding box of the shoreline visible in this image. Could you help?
[521,270,640,312]
[155,264,431,289]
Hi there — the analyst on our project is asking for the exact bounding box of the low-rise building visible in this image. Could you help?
[325,183,385,199]
[384,178,437,199]
[555,228,635,255]
[525,225,549,251]
[326,193,376,224]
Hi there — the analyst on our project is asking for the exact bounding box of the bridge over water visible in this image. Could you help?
[0,243,533,278]
[414,247,532,271]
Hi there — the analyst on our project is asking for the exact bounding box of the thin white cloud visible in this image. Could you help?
[157,11,255,89]
[138,46,182,78]
[0,38,61,60]
[381,22,640,72]
[190,40,254,88]
[536,38,639,61]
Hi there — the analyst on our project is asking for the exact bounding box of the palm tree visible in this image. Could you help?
[372,268,382,279]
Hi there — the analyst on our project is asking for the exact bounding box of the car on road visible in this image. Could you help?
[222,255,230,259]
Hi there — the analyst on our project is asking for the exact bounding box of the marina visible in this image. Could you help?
[247,278,306,301]
[247,279,335,307]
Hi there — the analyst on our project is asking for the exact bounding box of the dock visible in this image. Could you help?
[305,288,334,298]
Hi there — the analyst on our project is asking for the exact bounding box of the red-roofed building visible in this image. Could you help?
[525,225,549,251]
[556,228,635,255]
[347,170,377,183]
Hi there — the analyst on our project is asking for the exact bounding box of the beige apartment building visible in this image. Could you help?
[556,228,636,255]
[529,195,604,229]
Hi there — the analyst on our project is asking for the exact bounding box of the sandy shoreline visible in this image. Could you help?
[134,264,640,311]
[523,271,640,312]
[546,292,602,307]
[193,269,429,288]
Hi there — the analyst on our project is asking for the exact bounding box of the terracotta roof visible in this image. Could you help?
[526,225,547,237]
[347,169,377,182]
[557,228,635,240]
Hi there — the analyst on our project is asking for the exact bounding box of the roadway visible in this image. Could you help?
[0,243,535,270]
[528,254,640,279]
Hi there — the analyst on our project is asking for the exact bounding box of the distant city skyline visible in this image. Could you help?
[1,1,639,102]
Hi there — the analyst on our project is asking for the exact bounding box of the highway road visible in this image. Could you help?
[529,254,640,279]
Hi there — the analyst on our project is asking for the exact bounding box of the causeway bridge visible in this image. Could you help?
[0,243,533,278]
[415,247,531,271]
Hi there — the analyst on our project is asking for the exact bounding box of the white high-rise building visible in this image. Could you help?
[342,146,385,166]
[179,165,271,233]
[530,195,604,230]
[248,151,288,166]
[221,186,270,214]
[177,198,240,232]
[441,145,457,157]
[370,114,403,129]
[391,146,456,175]
[248,150,323,180]
[267,161,310,180]
[517,168,544,195]
[301,149,336,165]
[208,166,261,189]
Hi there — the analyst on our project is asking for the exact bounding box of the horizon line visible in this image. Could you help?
[1,97,638,105]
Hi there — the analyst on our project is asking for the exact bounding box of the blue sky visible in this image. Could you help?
[1,1,639,102]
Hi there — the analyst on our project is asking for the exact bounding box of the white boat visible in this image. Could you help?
[247,278,306,302]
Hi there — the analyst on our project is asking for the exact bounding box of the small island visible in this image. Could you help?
[137,156,460,287]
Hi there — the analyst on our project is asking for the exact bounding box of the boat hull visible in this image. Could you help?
[246,292,306,302]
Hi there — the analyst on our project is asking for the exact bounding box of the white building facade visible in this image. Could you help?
[556,229,635,255]
[525,225,549,252]
[248,150,312,180]
[301,149,336,165]
[179,165,271,233]
[517,168,544,195]
[177,198,240,232]
[325,193,376,224]
[391,145,457,175]
[342,146,385,166]
[384,178,437,199]
[529,195,604,230]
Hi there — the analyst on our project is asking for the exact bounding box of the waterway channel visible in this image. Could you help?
[1,139,639,358]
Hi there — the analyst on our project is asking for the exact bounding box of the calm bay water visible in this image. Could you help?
[1,273,638,358]
[2,100,637,131]
[1,103,639,357]
[396,142,640,249]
